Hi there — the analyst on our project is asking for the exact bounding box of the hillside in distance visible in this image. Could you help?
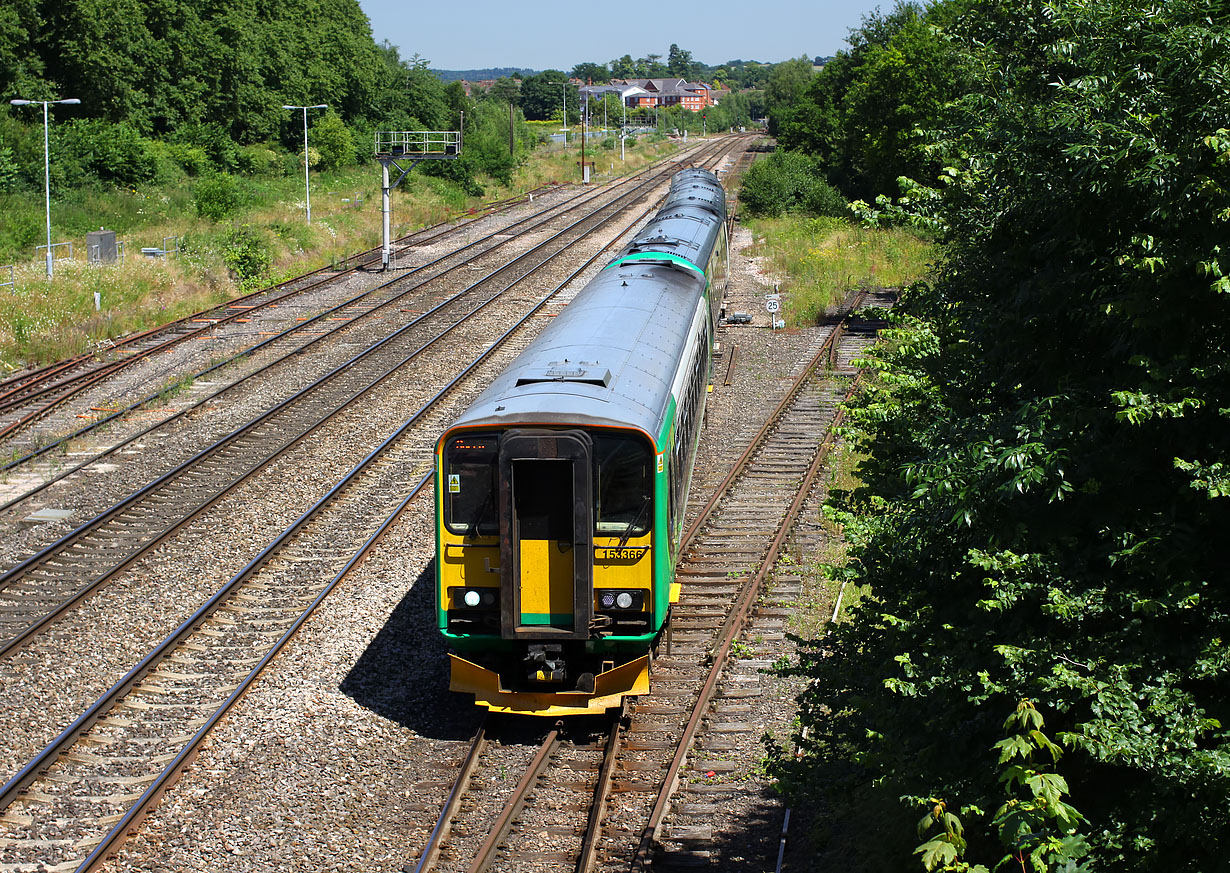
[432,67,538,82]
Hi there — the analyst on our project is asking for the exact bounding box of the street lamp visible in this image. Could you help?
[282,103,328,223]
[10,97,80,279]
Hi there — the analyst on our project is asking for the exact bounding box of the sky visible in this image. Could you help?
[355,0,890,72]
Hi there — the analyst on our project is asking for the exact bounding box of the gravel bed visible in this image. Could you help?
[0,174,679,789]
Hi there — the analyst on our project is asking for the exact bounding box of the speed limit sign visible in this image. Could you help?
[766,298,780,314]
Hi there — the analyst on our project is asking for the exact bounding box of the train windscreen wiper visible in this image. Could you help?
[617,497,652,549]
[466,486,494,537]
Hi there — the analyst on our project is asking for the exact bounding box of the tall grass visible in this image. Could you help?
[0,138,681,370]
[746,215,934,325]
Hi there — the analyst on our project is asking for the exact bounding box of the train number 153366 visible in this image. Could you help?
[594,547,648,562]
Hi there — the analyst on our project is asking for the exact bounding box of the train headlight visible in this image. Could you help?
[463,590,481,607]
[481,591,496,607]
[597,590,643,611]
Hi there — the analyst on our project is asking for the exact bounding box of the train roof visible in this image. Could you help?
[444,261,708,442]
[442,168,727,447]
[606,169,726,273]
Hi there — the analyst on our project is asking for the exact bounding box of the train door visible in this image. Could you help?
[497,430,593,640]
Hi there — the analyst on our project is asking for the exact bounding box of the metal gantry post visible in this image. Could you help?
[375,131,460,271]
[382,158,392,270]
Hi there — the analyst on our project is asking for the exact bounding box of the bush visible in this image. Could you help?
[221,224,271,285]
[0,207,41,260]
[167,143,211,176]
[0,145,18,193]
[421,156,485,196]
[310,113,356,171]
[234,143,282,175]
[194,174,240,221]
[740,150,846,218]
[174,123,238,173]
[55,119,160,187]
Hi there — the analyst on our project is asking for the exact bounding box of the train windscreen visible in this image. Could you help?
[593,434,652,536]
[444,435,499,536]
[445,432,651,537]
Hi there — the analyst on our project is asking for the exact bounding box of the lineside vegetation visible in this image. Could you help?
[752,1,1230,870]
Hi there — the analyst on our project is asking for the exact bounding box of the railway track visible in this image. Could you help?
[0,137,740,655]
[0,138,750,873]
[0,140,746,539]
[0,186,559,445]
[404,288,891,873]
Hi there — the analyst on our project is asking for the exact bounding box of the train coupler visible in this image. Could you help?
[525,643,565,683]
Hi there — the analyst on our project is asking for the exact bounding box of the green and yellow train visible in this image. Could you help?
[435,167,728,715]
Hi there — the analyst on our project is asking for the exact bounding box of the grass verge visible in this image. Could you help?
[745,215,933,326]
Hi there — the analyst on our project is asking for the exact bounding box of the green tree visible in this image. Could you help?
[0,0,46,100]
[763,56,816,137]
[776,1,967,197]
[610,54,637,79]
[443,80,471,132]
[571,61,609,83]
[780,2,1230,871]
[667,43,697,79]
[639,53,668,77]
[482,76,521,106]
[519,72,575,122]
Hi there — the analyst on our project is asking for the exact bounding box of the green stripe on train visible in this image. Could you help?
[603,251,705,275]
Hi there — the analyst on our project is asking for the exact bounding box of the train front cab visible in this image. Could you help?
[437,426,665,716]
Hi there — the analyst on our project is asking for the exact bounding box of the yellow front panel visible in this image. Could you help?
[440,532,499,591]
[592,533,652,592]
[519,539,574,625]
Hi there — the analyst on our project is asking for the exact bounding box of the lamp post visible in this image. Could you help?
[10,97,80,279]
[282,103,328,223]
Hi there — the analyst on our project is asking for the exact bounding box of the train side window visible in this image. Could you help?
[668,323,709,535]
[444,435,498,536]
[593,434,652,536]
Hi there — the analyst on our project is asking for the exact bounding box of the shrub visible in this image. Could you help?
[234,143,282,175]
[310,113,356,171]
[50,119,160,188]
[194,174,240,221]
[174,123,238,173]
[740,150,846,218]
[0,145,18,193]
[168,143,211,176]
[421,156,484,196]
[221,224,271,285]
[0,207,41,260]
